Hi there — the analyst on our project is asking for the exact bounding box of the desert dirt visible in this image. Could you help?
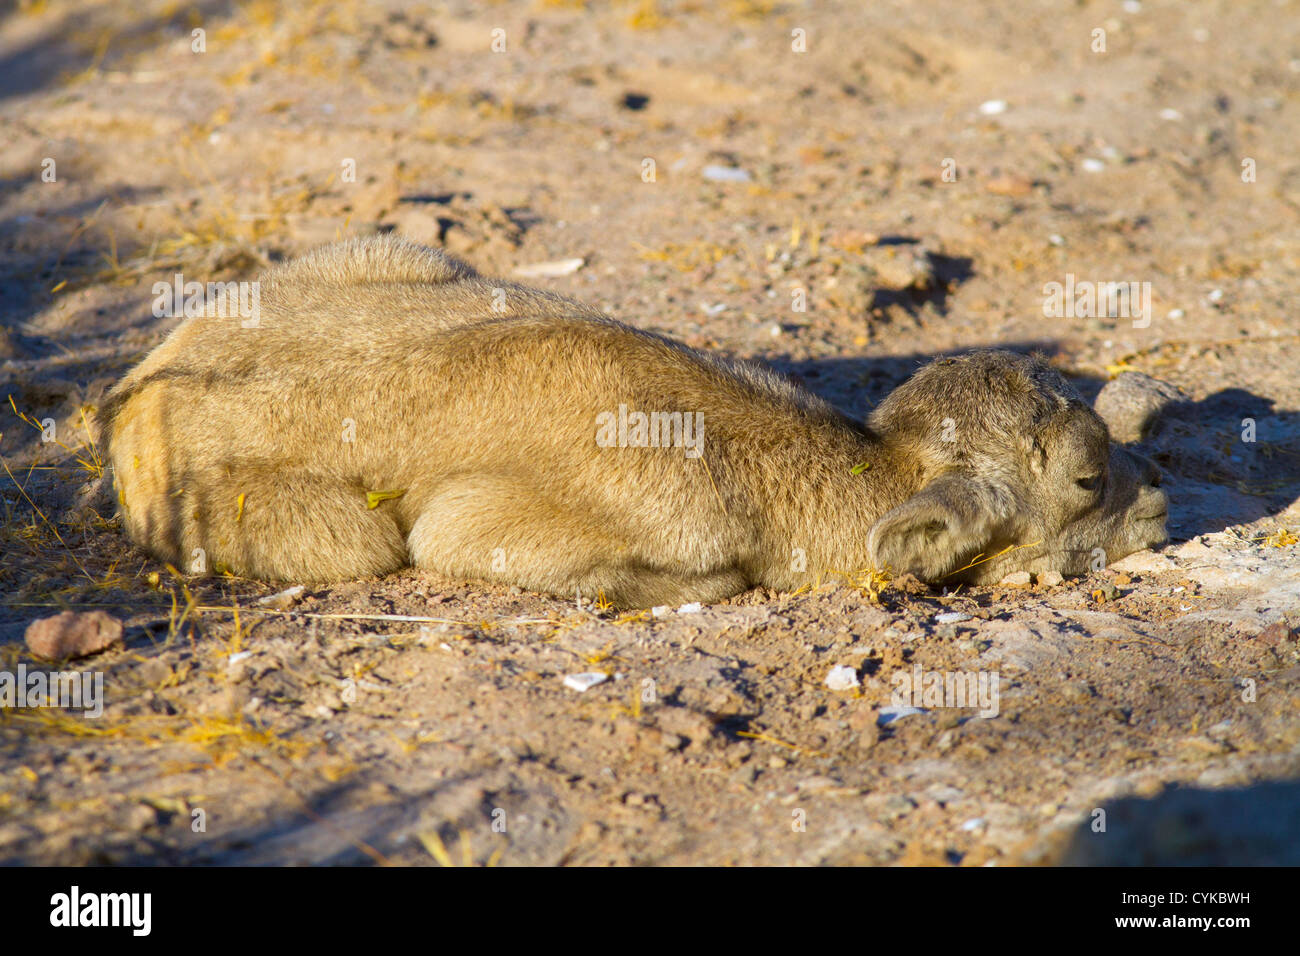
[1,0,1298,866]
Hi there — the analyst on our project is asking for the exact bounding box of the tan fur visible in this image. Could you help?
[101,236,1168,606]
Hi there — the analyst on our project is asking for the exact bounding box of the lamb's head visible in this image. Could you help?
[865,350,1168,584]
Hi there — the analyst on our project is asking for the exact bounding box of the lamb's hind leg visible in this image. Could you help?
[406,477,748,607]
[127,467,408,583]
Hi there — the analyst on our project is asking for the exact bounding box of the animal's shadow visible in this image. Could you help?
[765,344,1300,544]
[1049,778,1300,865]
[0,0,239,103]
[867,236,974,318]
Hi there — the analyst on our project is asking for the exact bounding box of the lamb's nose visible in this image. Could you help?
[1137,480,1169,523]
[1130,450,1162,488]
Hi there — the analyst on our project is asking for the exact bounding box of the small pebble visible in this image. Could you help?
[935,612,971,624]
[1092,582,1121,602]
[877,705,925,726]
[126,803,159,831]
[998,571,1032,588]
[563,672,609,692]
[978,99,1007,115]
[825,665,860,691]
[984,174,1033,197]
[258,585,305,609]
[702,165,752,182]
[1206,719,1233,739]
[513,258,585,278]
[881,794,916,819]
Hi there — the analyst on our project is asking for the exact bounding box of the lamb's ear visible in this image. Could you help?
[867,474,1005,581]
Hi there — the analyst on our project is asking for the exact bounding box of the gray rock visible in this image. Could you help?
[1093,372,1185,443]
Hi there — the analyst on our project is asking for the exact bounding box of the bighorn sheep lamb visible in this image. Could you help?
[101,236,1169,606]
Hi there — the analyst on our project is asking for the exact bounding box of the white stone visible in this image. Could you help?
[563,672,609,692]
[257,585,305,608]
[702,165,752,182]
[513,258,585,278]
[825,666,860,691]
[877,705,925,725]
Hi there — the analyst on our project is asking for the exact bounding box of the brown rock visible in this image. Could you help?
[1258,621,1296,646]
[889,573,929,594]
[391,208,446,246]
[656,707,716,748]
[855,722,882,751]
[984,174,1034,196]
[344,178,401,224]
[828,229,880,253]
[1091,582,1121,603]
[848,703,881,750]
[25,611,124,660]
[866,246,935,291]
[0,327,21,359]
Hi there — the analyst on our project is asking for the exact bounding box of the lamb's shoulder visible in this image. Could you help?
[263,235,476,293]
[256,238,601,339]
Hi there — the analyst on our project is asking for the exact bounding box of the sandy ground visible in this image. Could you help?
[1,0,1298,865]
